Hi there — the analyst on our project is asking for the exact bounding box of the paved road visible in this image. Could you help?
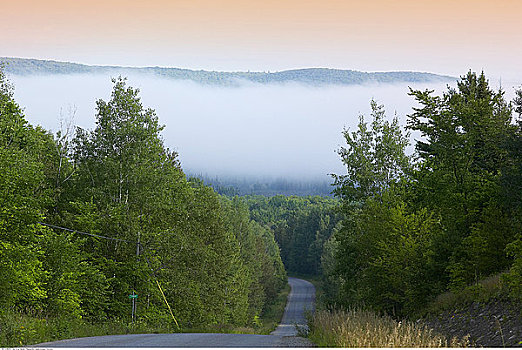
[270,277,315,336]
[34,277,315,347]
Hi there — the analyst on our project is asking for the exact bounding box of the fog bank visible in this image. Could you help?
[11,73,456,180]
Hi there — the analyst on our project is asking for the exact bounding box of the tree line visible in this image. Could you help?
[322,71,522,316]
[196,175,334,197]
[0,69,286,330]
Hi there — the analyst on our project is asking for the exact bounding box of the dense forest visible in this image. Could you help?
[243,195,341,276]
[321,72,522,317]
[0,67,287,342]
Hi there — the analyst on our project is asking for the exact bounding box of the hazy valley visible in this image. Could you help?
[3,57,456,194]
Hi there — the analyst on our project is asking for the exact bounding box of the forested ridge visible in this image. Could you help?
[0,68,287,345]
[244,195,342,276]
[1,57,454,87]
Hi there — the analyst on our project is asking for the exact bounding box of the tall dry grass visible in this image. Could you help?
[308,309,468,347]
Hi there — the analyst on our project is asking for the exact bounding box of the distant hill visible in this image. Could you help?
[0,57,455,87]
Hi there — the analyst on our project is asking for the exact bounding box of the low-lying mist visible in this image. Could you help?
[11,73,453,181]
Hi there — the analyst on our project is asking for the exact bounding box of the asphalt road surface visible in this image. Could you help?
[34,277,315,347]
[270,277,315,336]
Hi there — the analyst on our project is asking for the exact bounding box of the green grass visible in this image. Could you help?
[0,310,173,347]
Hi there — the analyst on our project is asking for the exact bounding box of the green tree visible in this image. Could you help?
[408,71,518,287]
[0,68,50,309]
[326,71,521,316]
[330,100,413,308]
[65,77,255,327]
[67,76,177,319]
[332,100,410,203]
[353,195,443,315]
[221,197,286,324]
[501,88,522,299]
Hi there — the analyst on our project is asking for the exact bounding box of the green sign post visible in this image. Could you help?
[130,293,138,323]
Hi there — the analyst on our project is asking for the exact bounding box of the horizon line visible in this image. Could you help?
[1,56,455,77]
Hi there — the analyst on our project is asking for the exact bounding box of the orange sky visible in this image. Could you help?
[2,0,522,80]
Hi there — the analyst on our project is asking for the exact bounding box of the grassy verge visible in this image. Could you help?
[308,308,468,347]
[0,310,173,347]
[1,281,292,346]
[255,283,291,334]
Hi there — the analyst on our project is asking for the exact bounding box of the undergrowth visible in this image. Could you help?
[179,282,290,335]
